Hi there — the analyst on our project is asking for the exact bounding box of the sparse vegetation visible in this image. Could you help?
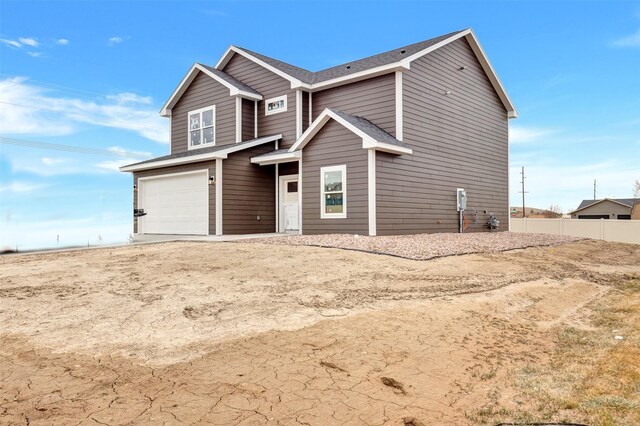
[467,276,640,425]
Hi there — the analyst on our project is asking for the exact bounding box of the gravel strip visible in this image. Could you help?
[243,232,581,260]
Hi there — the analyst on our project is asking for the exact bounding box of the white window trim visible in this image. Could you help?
[265,94,287,116]
[188,105,216,150]
[320,164,347,219]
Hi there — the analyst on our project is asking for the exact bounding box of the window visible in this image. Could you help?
[188,105,215,149]
[265,95,287,116]
[320,165,346,219]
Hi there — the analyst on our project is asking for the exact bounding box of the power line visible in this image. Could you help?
[0,136,151,159]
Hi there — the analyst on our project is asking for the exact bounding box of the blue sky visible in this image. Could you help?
[1,0,639,250]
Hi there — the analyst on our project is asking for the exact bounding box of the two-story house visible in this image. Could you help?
[120,28,517,237]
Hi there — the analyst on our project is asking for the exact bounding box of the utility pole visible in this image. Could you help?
[519,166,529,218]
[593,179,597,200]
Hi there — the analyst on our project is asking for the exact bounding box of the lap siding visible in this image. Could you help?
[222,143,276,234]
[302,120,368,235]
[376,37,508,236]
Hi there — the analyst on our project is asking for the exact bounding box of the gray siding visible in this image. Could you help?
[312,74,396,137]
[376,38,508,235]
[222,54,297,149]
[223,143,276,234]
[302,120,368,235]
[133,161,216,234]
[171,72,235,154]
[242,98,255,141]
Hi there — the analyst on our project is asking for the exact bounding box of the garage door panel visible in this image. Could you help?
[139,172,208,235]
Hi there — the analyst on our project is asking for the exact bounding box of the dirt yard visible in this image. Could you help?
[1,236,639,425]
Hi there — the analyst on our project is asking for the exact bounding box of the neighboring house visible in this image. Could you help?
[569,198,640,220]
[120,28,517,237]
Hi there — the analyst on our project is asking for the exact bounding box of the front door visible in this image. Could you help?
[279,175,299,232]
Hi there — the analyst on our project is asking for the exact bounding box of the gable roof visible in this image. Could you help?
[119,134,282,172]
[215,28,517,118]
[160,63,262,117]
[570,198,640,214]
[289,108,412,155]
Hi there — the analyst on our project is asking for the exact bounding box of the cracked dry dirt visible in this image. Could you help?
[1,239,639,425]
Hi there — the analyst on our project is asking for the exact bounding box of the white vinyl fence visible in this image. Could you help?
[510,218,640,245]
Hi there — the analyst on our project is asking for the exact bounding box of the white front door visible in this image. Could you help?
[279,175,299,232]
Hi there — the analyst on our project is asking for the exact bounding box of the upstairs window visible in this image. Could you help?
[265,95,287,116]
[189,105,215,149]
[320,165,347,219]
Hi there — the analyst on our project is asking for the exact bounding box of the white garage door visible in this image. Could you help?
[138,171,208,235]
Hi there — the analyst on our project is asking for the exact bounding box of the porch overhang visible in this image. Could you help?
[251,149,301,166]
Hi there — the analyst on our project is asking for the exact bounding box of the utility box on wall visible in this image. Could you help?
[456,188,467,212]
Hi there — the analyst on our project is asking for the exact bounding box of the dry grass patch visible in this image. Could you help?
[468,275,640,425]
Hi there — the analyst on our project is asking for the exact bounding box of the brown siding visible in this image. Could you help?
[171,72,236,154]
[278,161,298,176]
[242,98,255,141]
[222,143,276,234]
[376,38,508,235]
[312,74,396,137]
[302,91,310,133]
[133,161,216,234]
[302,120,368,235]
[222,54,297,148]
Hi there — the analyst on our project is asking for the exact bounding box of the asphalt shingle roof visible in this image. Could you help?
[328,108,410,150]
[198,63,262,96]
[124,135,281,168]
[575,198,640,211]
[234,30,465,85]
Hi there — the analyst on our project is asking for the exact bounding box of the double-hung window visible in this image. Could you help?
[188,105,215,149]
[320,165,346,219]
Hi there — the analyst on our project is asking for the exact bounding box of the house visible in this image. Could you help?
[120,28,517,237]
[569,198,640,220]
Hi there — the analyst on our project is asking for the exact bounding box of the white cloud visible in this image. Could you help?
[106,92,152,105]
[96,159,136,171]
[0,38,22,48]
[41,157,66,166]
[27,51,43,58]
[509,126,557,144]
[107,146,152,158]
[108,36,128,46]
[612,29,640,47]
[56,38,69,45]
[0,77,168,143]
[19,37,39,47]
[0,181,46,193]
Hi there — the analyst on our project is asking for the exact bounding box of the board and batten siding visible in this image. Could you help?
[312,74,396,137]
[376,38,508,235]
[302,120,368,235]
[171,72,236,154]
[132,161,216,234]
[222,54,297,149]
[222,143,277,234]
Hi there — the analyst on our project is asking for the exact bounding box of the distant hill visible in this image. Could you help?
[510,207,562,218]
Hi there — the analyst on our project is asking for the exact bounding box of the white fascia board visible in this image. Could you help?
[160,63,262,117]
[215,46,305,89]
[250,150,302,165]
[294,63,410,92]
[208,134,282,159]
[120,134,282,172]
[367,141,412,155]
